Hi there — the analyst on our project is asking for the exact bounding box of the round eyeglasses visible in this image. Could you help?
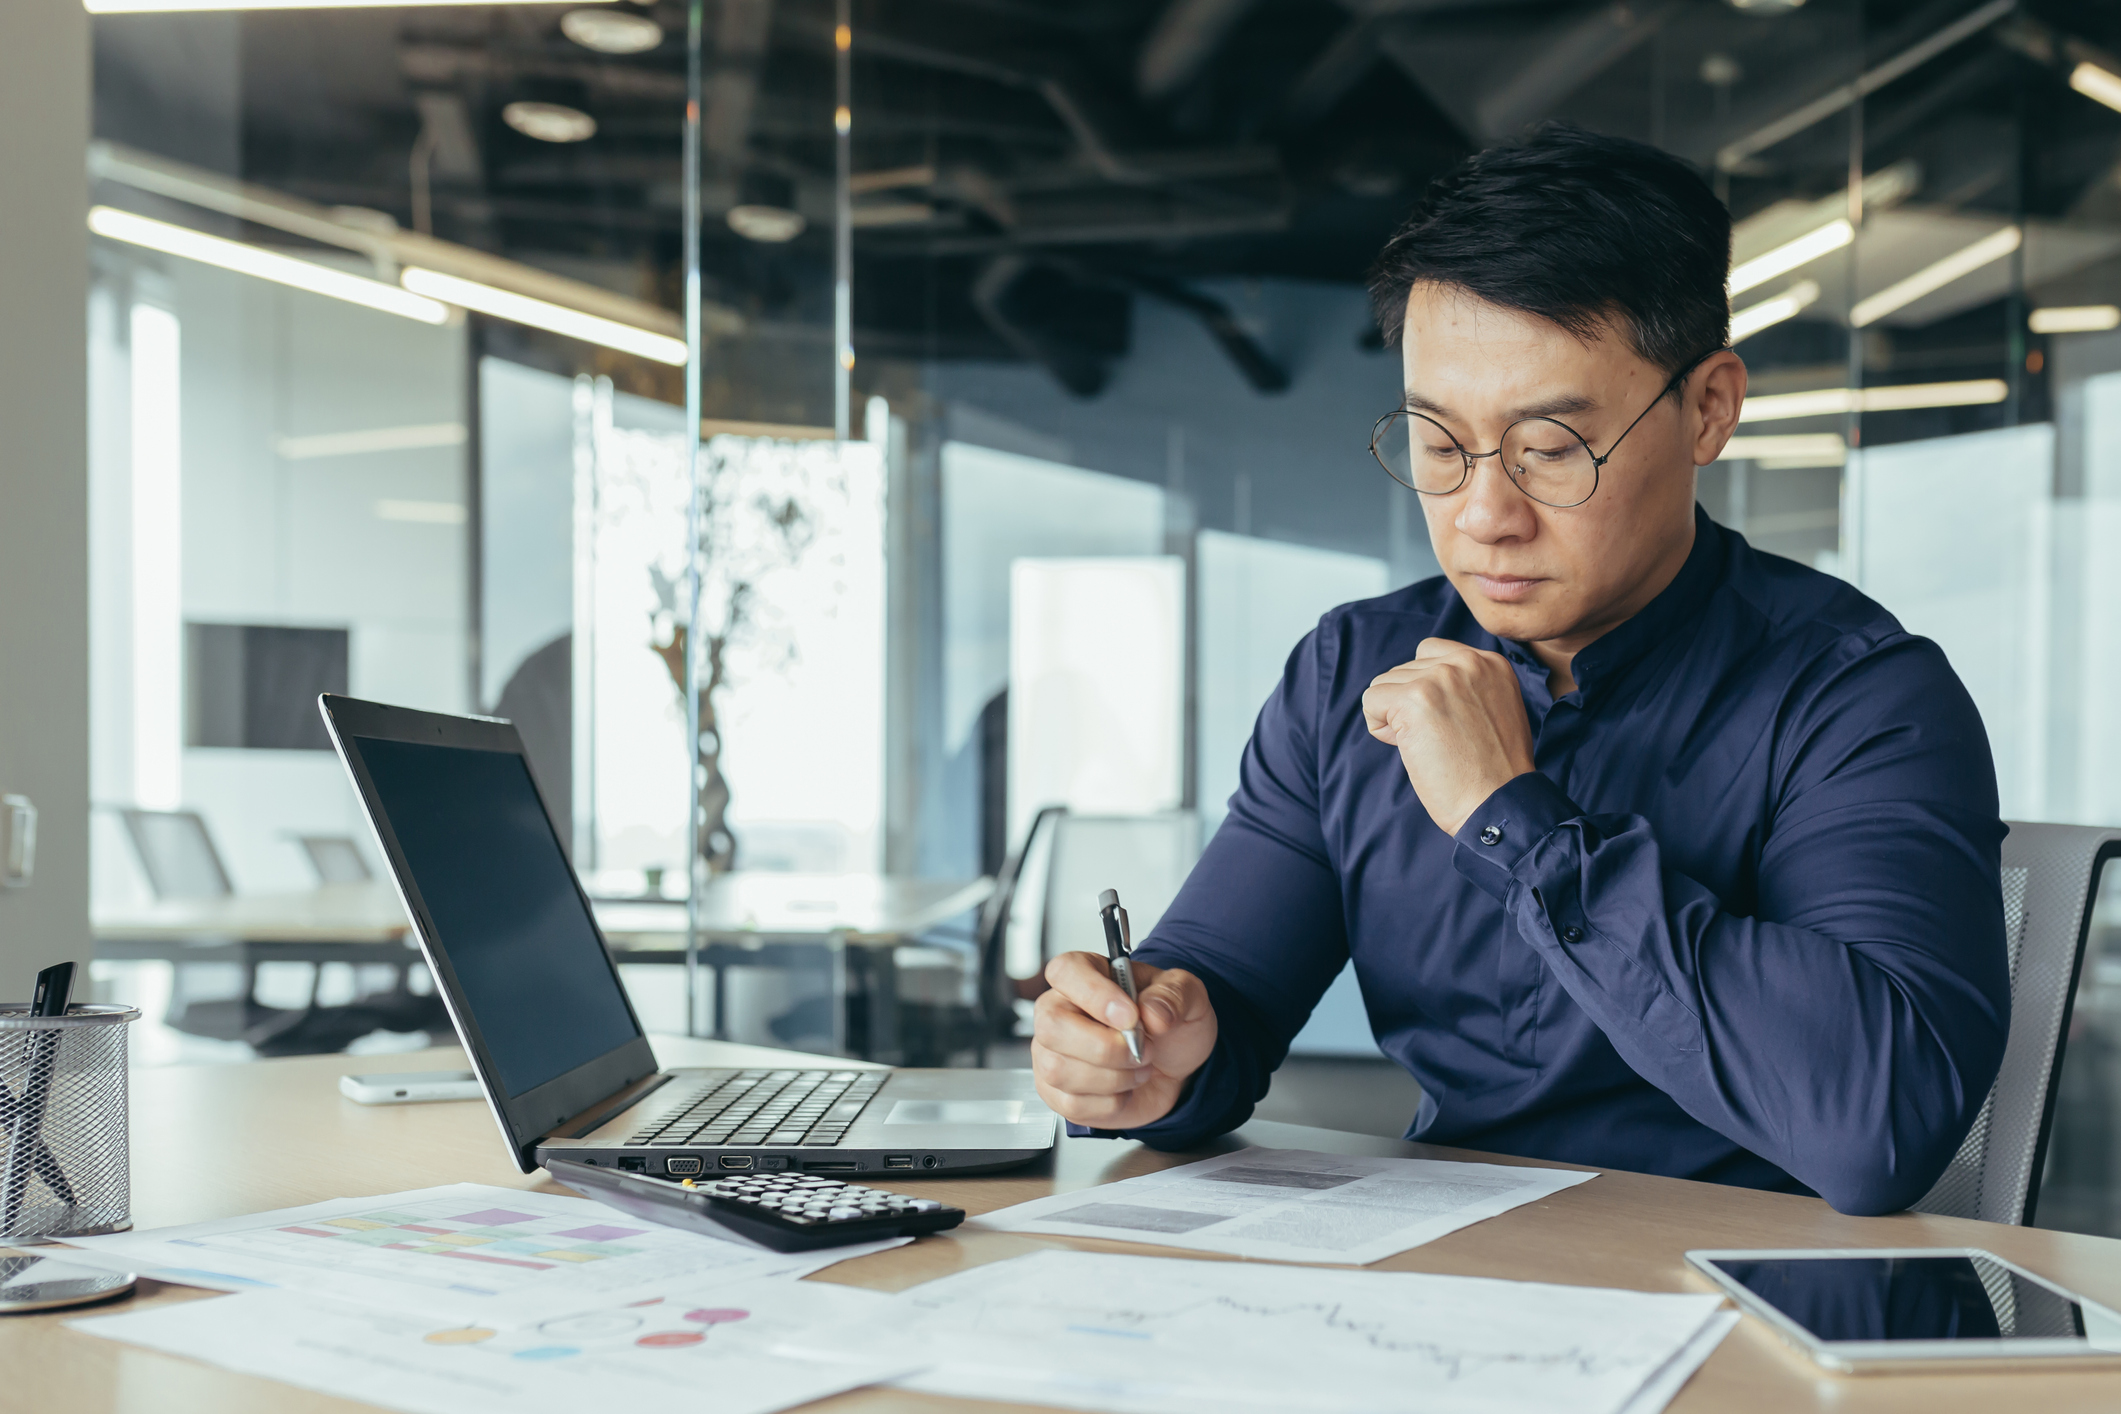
[1369,350,1719,509]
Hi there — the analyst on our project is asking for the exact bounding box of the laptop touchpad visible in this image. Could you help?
[885,1100,1024,1126]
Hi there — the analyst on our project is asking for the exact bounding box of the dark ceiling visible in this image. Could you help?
[92,0,2121,396]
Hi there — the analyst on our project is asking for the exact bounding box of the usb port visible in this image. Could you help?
[617,1157,646,1173]
[718,1155,754,1170]
[883,1155,914,1168]
[665,1156,703,1175]
[802,1161,858,1172]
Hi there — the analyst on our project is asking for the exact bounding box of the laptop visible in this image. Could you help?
[320,694,1057,1179]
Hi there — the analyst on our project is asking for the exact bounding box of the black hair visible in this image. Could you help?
[1367,122,1731,378]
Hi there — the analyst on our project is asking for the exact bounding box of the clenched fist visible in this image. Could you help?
[1362,637,1537,836]
[1030,951,1217,1131]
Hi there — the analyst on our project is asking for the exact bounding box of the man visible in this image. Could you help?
[1029,124,2009,1216]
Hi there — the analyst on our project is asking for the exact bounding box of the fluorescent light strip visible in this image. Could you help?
[89,207,449,325]
[89,0,599,11]
[2071,61,2121,115]
[2030,305,2121,335]
[277,423,468,460]
[375,499,468,526]
[1719,433,1847,464]
[1729,219,1852,297]
[400,267,688,366]
[1850,225,2021,328]
[1730,279,1821,343]
[1739,379,2009,422]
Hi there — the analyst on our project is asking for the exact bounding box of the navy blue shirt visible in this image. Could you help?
[1120,507,2009,1216]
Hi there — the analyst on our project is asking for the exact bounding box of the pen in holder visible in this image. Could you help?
[0,1003,137,1242]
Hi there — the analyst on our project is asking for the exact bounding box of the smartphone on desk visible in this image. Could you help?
[338,1070,483,1105]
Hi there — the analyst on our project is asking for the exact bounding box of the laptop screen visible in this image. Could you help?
[353,735,641,1098]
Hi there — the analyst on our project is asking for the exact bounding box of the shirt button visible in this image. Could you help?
[1560,925,1584,943]
[1478,824,1504,846]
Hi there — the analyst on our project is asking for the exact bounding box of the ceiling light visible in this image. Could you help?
[2029,304,2121,335]
[88,206,449,325]
[1738,379,2009,422]
[88,0,600,10]
[1728,219,1852,297]
[727,205,807,243]
[1724,0,1805,12]
[1719,433,1845,465]
[1730,279,1821,342]
[560,8,662,54]
[277,423,468,460]
[1849,225,2020,328]
[2071,61,2121,114]
[399,267,687,365]
[502,102,597,144]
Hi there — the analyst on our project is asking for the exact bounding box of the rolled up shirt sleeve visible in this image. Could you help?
[1450,633,2010,1216]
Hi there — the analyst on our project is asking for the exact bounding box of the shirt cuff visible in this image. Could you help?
[1451,771,1582,902]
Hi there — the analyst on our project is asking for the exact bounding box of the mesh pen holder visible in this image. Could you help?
[0,1003,136,1243]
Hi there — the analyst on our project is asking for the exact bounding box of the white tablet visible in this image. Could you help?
[1686,1248,2121,1373]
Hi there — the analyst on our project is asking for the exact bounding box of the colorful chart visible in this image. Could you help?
[279,1205,652,1274]
[636,1331,705,1348]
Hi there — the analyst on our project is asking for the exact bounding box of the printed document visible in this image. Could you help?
[60,1183,902,1323]
[811,1248,1730,1414]
[73,1274,911,1414]
[974,1147,1595,1263]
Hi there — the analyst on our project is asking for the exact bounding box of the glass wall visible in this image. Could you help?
[79,0,2121,1225]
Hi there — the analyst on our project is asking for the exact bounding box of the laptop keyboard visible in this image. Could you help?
[626,1069,888,1149]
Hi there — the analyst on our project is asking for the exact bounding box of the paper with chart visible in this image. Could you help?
[59,1184,903,1323]
[975,1147,1596,1264]
[72,1274,913,1414]
[819,1249,1731,1414]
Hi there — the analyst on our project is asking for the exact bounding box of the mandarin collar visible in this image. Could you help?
[1497,503,1727,702]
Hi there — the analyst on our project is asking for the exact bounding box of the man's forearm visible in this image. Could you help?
[1454,771,2009,1215]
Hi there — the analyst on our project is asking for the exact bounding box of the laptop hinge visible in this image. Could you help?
[549,1071,673,1142]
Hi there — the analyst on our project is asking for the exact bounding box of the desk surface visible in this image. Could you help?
[92,873,993,950]
[10,1040,2121,1413]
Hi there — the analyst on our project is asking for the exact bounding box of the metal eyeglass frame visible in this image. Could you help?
[1370,347,1722,509]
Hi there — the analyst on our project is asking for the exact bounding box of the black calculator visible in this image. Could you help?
[546,1158,966,1252]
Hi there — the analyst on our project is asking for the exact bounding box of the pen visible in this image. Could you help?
[1096,889,1144,1065]
[3,961,78,1231]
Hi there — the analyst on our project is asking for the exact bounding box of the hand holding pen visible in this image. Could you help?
[1026,892,1220,1132]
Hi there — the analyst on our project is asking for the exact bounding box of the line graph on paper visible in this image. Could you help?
[884,1249,1727,1414]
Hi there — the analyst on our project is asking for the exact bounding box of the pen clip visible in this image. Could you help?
[1115,905,1132,955]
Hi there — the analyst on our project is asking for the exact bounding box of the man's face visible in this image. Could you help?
[1398,282,1738,651]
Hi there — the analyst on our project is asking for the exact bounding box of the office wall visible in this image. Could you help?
[0,0,90,998]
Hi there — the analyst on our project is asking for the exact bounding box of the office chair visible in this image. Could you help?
[1034,812,1203,971]
[1911,822,2121,1225]
[895,804,1070,1067]
[118,808,233,900]
[294,834,373,884]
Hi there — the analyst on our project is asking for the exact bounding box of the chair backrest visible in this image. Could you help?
[971,804,1069,1038]
[1911,821,2121,1224]
[1037,812,1203,966]
[119,808,234,900]
[296,834,373,885]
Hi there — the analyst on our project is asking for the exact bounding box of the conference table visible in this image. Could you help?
[7,1037,2121,1412]
[92,873,995,1059]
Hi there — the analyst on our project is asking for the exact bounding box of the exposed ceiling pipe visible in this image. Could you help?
[970,255,1114,397]
[1129,276,1289,392]
[1472,0,1683,142]
[1711,0,2016,172]
[1137,0,1263,102]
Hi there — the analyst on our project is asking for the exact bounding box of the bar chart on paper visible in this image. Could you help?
[58,1184,820,1323]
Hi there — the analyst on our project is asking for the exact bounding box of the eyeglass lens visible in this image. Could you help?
[1373,412,1599,509]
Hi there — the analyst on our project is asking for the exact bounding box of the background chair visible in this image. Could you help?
[295,834,372,884]
[1912,821,2121,1224]
[119,808,233,901]
[895,804,1069,1067]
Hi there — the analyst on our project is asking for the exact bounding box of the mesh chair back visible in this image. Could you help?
[118,809,233,900]
[296,834,372,884]
[1911,822,2121,1224]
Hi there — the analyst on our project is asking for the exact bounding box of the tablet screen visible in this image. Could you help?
[1704,1255,2086,1343]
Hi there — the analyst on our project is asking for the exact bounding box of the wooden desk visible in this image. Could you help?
[10,1040,2121,1413]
